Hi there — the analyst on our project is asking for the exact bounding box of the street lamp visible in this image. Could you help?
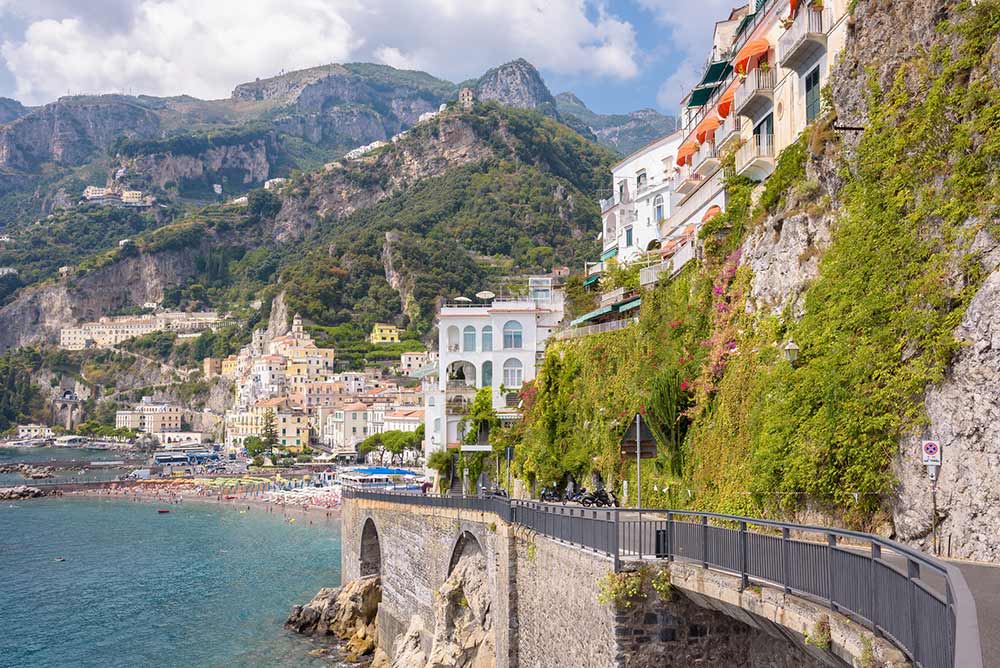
[783,338,800,364]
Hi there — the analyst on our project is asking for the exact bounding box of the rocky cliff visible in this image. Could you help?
[272,111,494,241]
[475,59,558,117]
[0,95,161,171]
[123,135,274,192]
[0,98,28,124]
[0,242,210,352]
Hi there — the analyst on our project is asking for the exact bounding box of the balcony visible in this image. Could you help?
[692,142,720,177]
[778,7,830,72]
[639,262,670,288]
[672,166,702,197]
[735,133,775,180]
[600,197,615,212]
[734,67,775,120]
[716,114,742,153]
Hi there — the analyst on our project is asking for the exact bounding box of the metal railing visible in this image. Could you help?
[778,7,830,66]
[734,67,776,114]
[736,133,775,174]
[552,317,638,340]
[343,488,983,668]
[692,141,719,174]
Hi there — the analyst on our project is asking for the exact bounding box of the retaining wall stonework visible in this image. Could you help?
[341,497,901,668]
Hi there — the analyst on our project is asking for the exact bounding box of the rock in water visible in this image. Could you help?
[0,486,46,500]
[286,575,382,658]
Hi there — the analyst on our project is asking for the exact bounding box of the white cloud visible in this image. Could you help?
[638,0,735,109]
[0,0,641,105]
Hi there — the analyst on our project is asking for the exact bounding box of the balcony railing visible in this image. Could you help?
[717,114,742,152]
[734,67,775,118]
[778,7,831,70]
[692,141,720,176]
[736,133,775,179]
[600,197,615,212]
[599,287,626,307]
[553,317,638,340]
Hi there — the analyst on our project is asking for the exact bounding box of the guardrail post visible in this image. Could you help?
[781,527,791,594]
[827,533,837,611]
[870,542,881,636]
[907,558,921,663]
[666,512,674,562]
[701,516,709,568]
[739,520,748,591]
[612,509,620,572]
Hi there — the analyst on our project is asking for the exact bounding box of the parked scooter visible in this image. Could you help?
[540,486,561,503]
[591,489,619,508]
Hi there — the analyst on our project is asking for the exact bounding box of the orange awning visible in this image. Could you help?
[701,205,722,222]
[790,0,800,15]
[676,141,698,166]
[695,116,721,144]
[734,38,771,75]
[717,86,736,118]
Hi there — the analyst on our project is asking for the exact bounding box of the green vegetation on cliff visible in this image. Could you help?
[514,2,1000,524]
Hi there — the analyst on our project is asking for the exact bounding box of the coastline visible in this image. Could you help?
[60,486,343,523]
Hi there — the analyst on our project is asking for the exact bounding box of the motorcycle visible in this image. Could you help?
[539,487,561,503]
[592,489,619,508]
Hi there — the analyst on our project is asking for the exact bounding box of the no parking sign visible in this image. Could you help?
[921,440,942,466]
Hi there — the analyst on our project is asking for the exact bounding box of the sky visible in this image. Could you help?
[0,0,735,116]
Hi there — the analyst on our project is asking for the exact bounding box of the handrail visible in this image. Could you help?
[343,488,982,668]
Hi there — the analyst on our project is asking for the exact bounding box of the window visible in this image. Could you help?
[636,170,647,189]
[805,66,821,123]
[463,325,476,352]
[502,359,523,388]
[482,361,493,387]
[653,195,664,222]
[446,326,460,352]
[502,321,523,349]
[618,181,626,202]
[481,326,493,351]
[625,227,633,247]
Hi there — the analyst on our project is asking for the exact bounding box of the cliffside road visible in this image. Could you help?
[953,560,1000,666]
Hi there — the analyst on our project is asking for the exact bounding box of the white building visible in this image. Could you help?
[423,277,564,458]
[384,409,424,433]
[595,130,683,272]
[17,424,53,439]
[264,178,288,191]
[323,402,369,454]
[399,351,438,376]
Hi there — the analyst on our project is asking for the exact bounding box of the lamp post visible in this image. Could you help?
[783,338,800,364]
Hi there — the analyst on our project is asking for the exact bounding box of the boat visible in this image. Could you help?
[157,509,171,514]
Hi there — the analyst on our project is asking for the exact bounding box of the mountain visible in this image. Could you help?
[0,102,616,351]
[0,98,27,124]
[474,59,558,116]
[555,92,677,156]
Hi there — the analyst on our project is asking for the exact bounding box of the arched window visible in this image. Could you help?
[482,361,493,387]
[481,326,493,351]
[502,321,523,349]
[605,212,617,239]
[653,195,664,222]
[462,325,476,352]
[502,358,523,388]
[446,326,460,352]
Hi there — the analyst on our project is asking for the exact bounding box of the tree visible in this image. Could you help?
[245,436,266,458]
[261,409,279,457]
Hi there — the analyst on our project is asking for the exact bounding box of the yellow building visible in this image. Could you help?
[369,323,401,344]
[221,355,238,377]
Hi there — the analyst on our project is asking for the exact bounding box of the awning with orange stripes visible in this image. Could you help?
[695,116,721,144]
[734,38,771,75]
[676,141,698,166]
[717,86,736,118]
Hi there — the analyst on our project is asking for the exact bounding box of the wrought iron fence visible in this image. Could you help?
[344,489,982,668]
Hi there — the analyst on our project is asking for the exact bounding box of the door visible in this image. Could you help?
[805,66,821,123]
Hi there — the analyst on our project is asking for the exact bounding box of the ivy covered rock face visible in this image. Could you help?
[514,0,1000,552]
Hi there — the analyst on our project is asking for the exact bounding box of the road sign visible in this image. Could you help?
[921,440,942,466]
[621,415,657,459]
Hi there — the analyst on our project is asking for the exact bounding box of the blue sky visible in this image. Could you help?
[0,0,732,116]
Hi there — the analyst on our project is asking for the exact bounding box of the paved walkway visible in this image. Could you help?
[953,559,1000,667]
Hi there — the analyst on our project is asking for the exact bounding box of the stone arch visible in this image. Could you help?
[447,360,477,387]
[360,517,382,577]
[447,530,484,576]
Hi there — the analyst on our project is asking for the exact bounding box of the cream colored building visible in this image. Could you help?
[115,397,184,433]
[60,311,225,350]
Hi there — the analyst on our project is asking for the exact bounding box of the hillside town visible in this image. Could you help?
[1,1,998,666]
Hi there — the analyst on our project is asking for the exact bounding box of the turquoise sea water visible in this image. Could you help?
[0,497,343,668]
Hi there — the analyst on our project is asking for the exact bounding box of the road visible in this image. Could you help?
[953,559,1000,667]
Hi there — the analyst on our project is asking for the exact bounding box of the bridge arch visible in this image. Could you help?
[360,517,382,577]
[447,530,483,576]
